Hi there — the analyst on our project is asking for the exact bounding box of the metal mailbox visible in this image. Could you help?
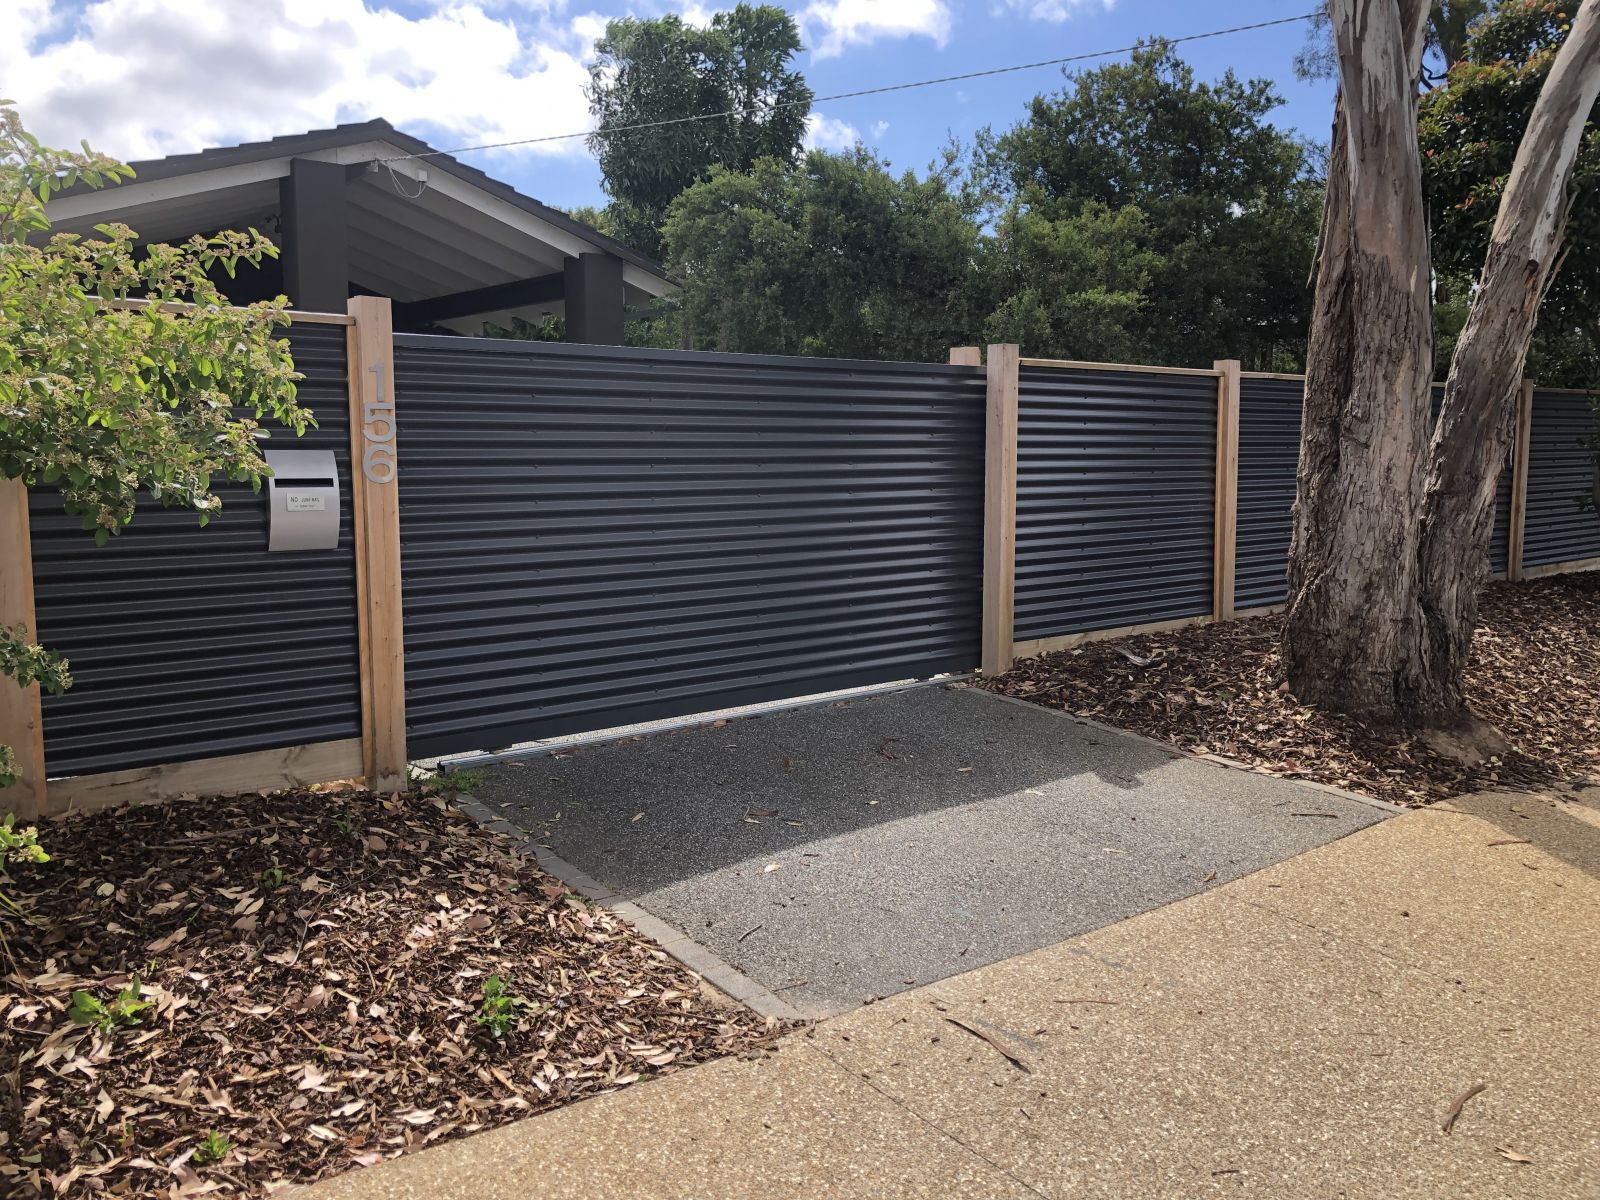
[264,449,340,552]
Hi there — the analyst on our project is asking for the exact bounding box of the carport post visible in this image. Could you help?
[1212,359,1241,622]
[982,345,1020,676]
[346,296,408,791]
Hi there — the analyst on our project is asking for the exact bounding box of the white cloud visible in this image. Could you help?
[675,1,716,27]
[801,0,951,59]
[998,0,1113,22]
[870,119,890,138]
[3,0,603,163]
[803,112,860,150]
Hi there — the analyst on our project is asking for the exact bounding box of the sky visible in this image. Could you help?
[2,0,1337,215]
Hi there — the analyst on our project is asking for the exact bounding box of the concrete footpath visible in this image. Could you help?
[304,786,1600,1200]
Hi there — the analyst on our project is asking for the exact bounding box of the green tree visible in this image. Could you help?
[1421,0,1600,386]
[662,147,980,361]
[984,42,1323,368]
[0,101,306,795]
[978,203,1161,363]
[586,4,812,258]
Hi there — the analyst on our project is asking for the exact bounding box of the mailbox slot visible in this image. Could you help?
[265,450,340,552]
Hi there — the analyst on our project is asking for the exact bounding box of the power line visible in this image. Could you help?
[382,11,1322,163]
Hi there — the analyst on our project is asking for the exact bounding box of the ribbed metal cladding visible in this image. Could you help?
[1524,389,1600,568]
[1014,366,1216,640]
[29,325,361,777]
[391,335,985,759]
[1233,379,1514,609]
[1235,377,1301,610]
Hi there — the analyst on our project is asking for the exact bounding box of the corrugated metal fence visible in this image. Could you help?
[391,336,985,760]
[1525,389,1600,570]
[27,324,361,778]
[1014,365,1217,643]
[13,309,1599,810]
[1233,376,1518,611]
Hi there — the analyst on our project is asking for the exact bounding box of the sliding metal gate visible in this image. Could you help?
[391,336,985,759]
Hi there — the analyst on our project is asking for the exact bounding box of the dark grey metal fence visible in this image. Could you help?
[28,325,361,777]
[1235,376,1301,611]
[1233,376,1517,610]
[391,336,985,760]
[1525,389,1600,569]
[1013,366,1216,642]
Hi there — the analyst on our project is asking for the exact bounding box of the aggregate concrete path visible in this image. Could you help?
[469,684,1389,1016]
[303,785,1600,1200]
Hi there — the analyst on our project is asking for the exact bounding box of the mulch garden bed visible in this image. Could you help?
[0,785,780,1197]
[984,572,1600,807]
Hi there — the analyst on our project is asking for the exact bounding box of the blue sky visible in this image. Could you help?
[4,1,1336,215]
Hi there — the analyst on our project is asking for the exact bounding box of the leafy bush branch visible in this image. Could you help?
[0,98,311,875]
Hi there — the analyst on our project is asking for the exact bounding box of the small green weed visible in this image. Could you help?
[416,766,488,795]
[192,1130,231,1166]
[332,812,359,838]
[259,865,285,889]
[474,974,533,1039]
[68,975,151,1034]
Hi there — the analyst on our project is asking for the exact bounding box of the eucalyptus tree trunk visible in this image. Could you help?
[1417,0,1600,725]
[1283,0,1435,723]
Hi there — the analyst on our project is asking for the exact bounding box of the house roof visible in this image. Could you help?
[43,119,672,323]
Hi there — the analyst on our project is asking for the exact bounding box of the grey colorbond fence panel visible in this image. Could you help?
[1524,389,1600,568]
[1232,378,1514,610]
[29,324,362,777]
[1013,366,1216,641]
[1235,377,1301,610]
[391,335,985,760]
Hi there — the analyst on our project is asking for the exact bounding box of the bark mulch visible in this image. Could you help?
[983,572,1600,807]
[0,785,781,1197]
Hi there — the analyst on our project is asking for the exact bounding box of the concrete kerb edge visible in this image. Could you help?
[438,673,975,772]
[969,685,1409,818]
[450,793,810,1025]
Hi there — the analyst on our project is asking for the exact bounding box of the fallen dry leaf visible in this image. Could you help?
[1496,1146,1534,1164]
[943,1017,1031,1073]
[980,573,1600,807]
[0,785,783,1197]
[1441,1081,1487,1135]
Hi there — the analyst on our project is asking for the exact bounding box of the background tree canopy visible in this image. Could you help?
[663,146,980,360]
[586,3,812,259]
[1421,0,1600,387]
[643,39,1324,370]
[590,3,1594,383]
[978,43,1323,369]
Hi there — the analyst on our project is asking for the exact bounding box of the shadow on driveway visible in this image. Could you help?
[473,685,1390,1016]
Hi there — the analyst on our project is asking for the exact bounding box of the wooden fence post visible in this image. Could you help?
[0,479,46,820]
[949,346,982,367]
[982,344,1020,676]
[346,297,408,791]
[1212,359,1242,622]
[1507,377,1534,583]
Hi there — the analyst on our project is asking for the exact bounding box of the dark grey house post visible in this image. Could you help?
[563,252,625,344]
[280,158,349,312]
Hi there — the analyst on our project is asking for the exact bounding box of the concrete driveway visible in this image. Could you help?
[470,683,1391,1017]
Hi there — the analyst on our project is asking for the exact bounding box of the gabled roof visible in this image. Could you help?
[73,119,667,282]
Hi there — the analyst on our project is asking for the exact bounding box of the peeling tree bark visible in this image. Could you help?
[1287,0,1600,735]
[1417,0,1600,725]
[1283,0,1434,723]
